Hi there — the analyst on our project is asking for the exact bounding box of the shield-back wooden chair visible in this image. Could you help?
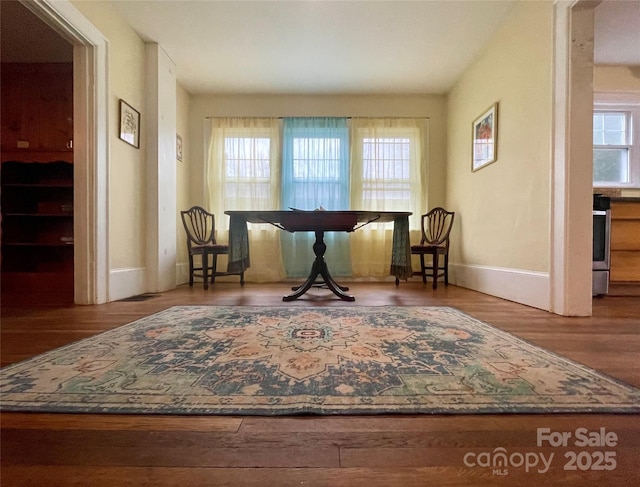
[180,206,244,290]
[402,207,455,289]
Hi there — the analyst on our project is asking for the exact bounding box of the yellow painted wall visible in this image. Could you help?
[594,66,640,92]
[72,0,147,270]
[446,1,553,272]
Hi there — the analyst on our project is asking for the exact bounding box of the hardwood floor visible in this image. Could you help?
[1,282,639,486]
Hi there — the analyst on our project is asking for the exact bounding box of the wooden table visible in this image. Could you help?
[225,210,412,301]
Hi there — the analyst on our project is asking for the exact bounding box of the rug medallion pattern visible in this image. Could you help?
[1,306,638,415]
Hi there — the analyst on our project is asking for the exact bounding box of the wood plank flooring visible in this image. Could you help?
[1,282,639,486]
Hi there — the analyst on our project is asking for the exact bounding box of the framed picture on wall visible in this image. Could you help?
[119,99,140,148]
[472,103,498,171]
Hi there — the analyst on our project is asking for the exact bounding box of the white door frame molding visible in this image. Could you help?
[551,0,595,316]
[24,0,109,304]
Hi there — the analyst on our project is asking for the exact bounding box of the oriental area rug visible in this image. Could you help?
[1,306,639,415]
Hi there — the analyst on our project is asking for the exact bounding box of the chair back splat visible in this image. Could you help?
[180,206,244,290]
[396,207,455,289]
[422,207,454,246]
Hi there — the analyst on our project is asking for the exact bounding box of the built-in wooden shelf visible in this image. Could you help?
[1,161,74,303]
[1,149,73,164]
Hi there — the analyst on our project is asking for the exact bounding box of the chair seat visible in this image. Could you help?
[191,243,229,254]
[410,244,446,253]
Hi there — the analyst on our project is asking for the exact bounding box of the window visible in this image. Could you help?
[593,111,631,183]
[281,118,350,211]
[290,136,345,205]
[292,137,342,180]
[206,118,280,212]
[593,95,640,188]
[223,136,272,206]
[362,136,412,204]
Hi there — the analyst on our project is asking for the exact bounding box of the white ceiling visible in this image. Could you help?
[110,0,518,95]
[1,0,639,95]
[593,0,640,65]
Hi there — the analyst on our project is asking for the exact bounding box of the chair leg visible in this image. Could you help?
[240,271,245,286]
[419,255,427,284]
[202,253,209,290]
[211,254,218,284]
[444,253,449,286]
[188,254,194,286]
[432,253,438,289]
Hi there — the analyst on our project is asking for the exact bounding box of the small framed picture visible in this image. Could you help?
[472,103,498,172]
[119,99,140,148]
[176,134,183,161]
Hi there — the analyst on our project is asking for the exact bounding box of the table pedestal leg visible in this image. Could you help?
[283,230,354,302]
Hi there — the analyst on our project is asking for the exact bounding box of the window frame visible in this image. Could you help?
[216,125,280,213]
[593,93,640,189]
[290,135,345,183]
[281,121,350,211]
[223,134,273,183]
[360,134,413,206]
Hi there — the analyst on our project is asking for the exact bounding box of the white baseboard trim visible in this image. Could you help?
[450,263,550,311]
[108,263,550,309]
[109,267,146,301]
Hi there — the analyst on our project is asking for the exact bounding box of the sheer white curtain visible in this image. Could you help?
[205,117,285,282]
[349,118,427,278]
